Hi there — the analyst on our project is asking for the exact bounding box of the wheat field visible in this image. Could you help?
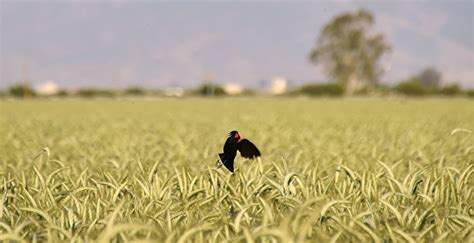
[1,98,473,242]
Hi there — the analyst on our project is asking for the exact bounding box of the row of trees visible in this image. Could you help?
[2,81,473,98]
[1,84,233,98]
[3,85,146,98]
[295,82,473,97]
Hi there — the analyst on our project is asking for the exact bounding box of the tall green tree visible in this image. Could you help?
[309,9,390,94]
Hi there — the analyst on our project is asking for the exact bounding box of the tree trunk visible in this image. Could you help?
[346,75,360,95]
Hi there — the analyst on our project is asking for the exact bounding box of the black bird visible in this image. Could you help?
[216,131,261,172]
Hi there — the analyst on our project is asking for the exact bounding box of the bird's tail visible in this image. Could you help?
[218,153,234,172]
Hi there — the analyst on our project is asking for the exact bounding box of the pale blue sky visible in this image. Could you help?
[1,1,473,89]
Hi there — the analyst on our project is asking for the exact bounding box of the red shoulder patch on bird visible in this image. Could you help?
[238,138,244,143]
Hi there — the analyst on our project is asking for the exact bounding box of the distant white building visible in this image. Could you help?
[163,87,184,97]
[223,83,243,95]
[36,81,59,96]
[271,76,287,95]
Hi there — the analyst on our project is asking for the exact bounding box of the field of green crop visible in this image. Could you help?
[0,98,473,242]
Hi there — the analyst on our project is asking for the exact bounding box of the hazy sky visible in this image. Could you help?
[1,1,473,89]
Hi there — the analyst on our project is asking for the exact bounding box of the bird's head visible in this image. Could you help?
[229,130,240,141]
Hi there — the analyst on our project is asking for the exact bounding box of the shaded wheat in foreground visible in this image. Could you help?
[1,99,473,242]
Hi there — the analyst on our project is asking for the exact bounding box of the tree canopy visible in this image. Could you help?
[309,9,390,94]
[419,68,442,88]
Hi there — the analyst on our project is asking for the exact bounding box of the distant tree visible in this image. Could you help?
[309,9,390,94]
[395,79,427,96]
[466,89,474,98]
[124,87,145,95]
[298,83,345,96]
[8,84,36,97]
[196,83,226,96]
[418,68,441,88]
[77,88,116,97]
[437,84,460,96]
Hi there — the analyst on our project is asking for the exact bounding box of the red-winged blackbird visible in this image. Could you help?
[215,131,261,172]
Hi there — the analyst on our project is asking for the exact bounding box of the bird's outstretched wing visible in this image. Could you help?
[237,139,261,159]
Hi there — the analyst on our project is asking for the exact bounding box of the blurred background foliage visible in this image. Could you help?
[1,9,472,99]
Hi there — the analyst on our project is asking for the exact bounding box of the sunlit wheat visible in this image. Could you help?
[1,98,473,242]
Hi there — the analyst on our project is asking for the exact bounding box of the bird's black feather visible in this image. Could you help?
[237,139,261,158]
[219,153,234,172]
[217,131,260,173]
